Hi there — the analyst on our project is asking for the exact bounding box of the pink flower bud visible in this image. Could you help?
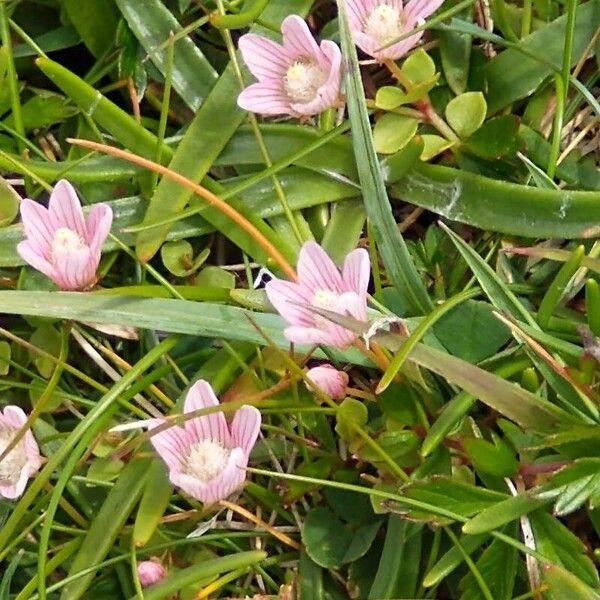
[137,559,166,587]
[17,180,112,290]
[306,365,349,400]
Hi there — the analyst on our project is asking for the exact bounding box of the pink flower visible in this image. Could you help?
[266,241,370,349]
[17,179,113,290]
[237,15,342,117]
[137,558,166,587]
[306,365,349,400]
[149,380,261,506]
[347,0,445,61]
[0,406,43,499]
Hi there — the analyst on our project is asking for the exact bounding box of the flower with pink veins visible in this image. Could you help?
[266,241,370,349]
[137,559,166,587]
[149,380,261,506]
[347,0,445,61]
[0,405,43,499]
[17,179,113,291]
[306,365,349,400]
[237,15,342,117]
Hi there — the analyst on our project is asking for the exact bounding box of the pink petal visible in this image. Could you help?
[149,422,190,472]
[16,241,55,281]
[283,325,336,346]
[170,447,247,505]
[183,380,230,446]
[404,0,445,21]
[0,467,29,500]
[337,291,368,323]
[379,32,424,60]
[346,0,372,27]
[230,406,261,455]
[1,405,27,428]
[306,365,348,400]
[297,241,344,294]
[47,180,86,238]
[238,33,291,80]
[290,40,343,116]
[86,203,113,253]
[265,279,314,327]
[237,82,293,116]
[19,199,54,249]
[51,246,97,290]
[342,248,370,296]
[281,15,322,60]
[23,429,42,473]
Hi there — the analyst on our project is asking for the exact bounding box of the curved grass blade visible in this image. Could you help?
[390,161,600,239]
[337,0,432,315]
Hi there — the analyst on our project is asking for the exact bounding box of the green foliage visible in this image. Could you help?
[0,0,599,598]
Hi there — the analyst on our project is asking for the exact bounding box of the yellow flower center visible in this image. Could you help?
[185,439,232,482]
[365,4,404,46]
[52,227,86,256]
[284,60,327,103]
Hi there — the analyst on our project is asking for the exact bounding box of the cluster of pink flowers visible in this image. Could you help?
[237,1,444,117]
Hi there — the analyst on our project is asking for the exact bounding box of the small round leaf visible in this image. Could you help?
[445,91,487,139]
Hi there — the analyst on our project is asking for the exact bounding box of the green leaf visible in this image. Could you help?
[462,493,547,534]
[433,300,512,363]
[303,507,381,568]
[336,398,368,443]
[395,477,505,525]
[369,517,422,599]
[440,223,537,327]
[544,563,600,600]
[438,1,472,94]
[390,161,600,239]
[133,459,172,547]
[0,178,19,227]
[421,134,454,160]
[115,0,218,110]
[29,325,61,379]
[485,1,600,113]
[462,435,519,477]
[375,78,439,108]
[63,0,120,57]
[445,92,487,139]
[423,533,489,588]
[337,0,432,315]
[401,48,436,84]
[61,457,151,600]
[464,115,520,159]
[374,113,419,154]
[460,537,517,600]
[530,510,599,588]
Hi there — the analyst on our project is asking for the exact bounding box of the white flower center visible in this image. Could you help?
[312,289,341,330]
[51,227,86,256]
[0,425,26,485]
[284,60,327,103]
[184,439,232,482]
[365,4,404,46]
